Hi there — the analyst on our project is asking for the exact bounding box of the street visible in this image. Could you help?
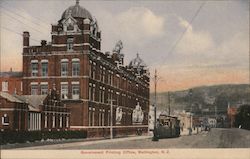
[14,128,250,149]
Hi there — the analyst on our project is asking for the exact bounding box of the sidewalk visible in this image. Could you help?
[1,135,152,150]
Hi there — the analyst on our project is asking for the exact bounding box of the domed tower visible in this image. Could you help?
[51,0,101,52]
[129,53,149,76]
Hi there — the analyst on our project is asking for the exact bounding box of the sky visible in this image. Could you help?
[0,0,249,92]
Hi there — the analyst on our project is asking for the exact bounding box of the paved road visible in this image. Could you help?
[15,128,250,149]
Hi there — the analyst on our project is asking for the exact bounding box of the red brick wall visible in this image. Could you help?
[0,97,28,131]
[0,77,23,95]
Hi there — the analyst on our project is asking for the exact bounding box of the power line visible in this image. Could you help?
[1,26,40,43]
[0,2,52,26]
[1,9,45,34]
[169,2,205,56]
[158,1,206,68]
[0,5,49,29]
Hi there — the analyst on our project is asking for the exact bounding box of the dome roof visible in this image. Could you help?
[129,53,147,68]
[61,0,93,20]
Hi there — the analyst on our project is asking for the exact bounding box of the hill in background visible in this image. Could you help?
[150,84,250,116]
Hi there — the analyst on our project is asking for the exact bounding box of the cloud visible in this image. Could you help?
[99,7,165,50]
[117,7,165,37]
[176,17,215,55]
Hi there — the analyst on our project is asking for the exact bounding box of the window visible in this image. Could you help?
[2,114,9,125]
[92,108,95,126]
[67,24,74,31]
[98,109,101,126]
[41,84,48,95]
[72,83,80,99]
[61,59,68,76]
[44,113,47,128]
[20,82,23,92]
[89,107,92,126]
[100,66,103,81]
[89,84,92,100]
[67,38,74,52]
[102,68,105,83]
[102,89,105,103]
[61,83,68,99]
[102,110,105,126]
[107,90,110,104]
[31,60,38,76]
[99,87,102,102]
[108,110,110,126]
[52,114,55,128]
[66,116,69,128]
[117,76,120,88]
[92,85,95,101]
[31,84,38,95]
[92,62,96,79]
[41,60,48,76]
[2,81,8,91]
[110,72,113,86]
[59,115,63,128]
[89,60,92,77]
[72,59,80,76]
[107,72,110,84]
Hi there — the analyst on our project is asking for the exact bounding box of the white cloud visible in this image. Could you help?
[117,7,165,38]
[99,7,165,51]
[176,17,215,55]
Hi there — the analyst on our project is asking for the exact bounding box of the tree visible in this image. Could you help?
[235,104,250,130]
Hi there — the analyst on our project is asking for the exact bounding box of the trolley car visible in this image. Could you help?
[153,114,180,140]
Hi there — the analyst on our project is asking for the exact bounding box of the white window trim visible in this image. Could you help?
[72,58,80,62]
[61,59,69,62]
[72,81,79,85]
[31,60,38,63]
[41,59,48,63]
[2,81,8,92]
[2,115,9,125]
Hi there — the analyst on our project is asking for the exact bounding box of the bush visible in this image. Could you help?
[235,104,250,130]
[0,130,87,145]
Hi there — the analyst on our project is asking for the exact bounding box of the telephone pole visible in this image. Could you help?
[154,69,158,128]
[108,96,115,139]
[168,92,171,116]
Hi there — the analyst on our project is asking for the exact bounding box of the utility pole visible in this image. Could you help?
[168,92,171,116]
[189,89,193,130]
[154,69,158,128]
[108,96,115,139]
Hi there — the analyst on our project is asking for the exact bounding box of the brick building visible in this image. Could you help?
[0,92,28,131]
[0,89,70,132]
[0,71,23,95]
[22,1,150,137]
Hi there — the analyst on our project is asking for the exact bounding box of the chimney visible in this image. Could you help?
[23,31,30,47]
